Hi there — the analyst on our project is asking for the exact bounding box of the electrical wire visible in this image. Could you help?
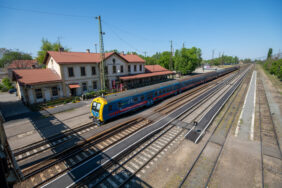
[0,5,93,18]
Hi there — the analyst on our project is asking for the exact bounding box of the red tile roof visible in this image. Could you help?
[13,69,62,85]
[145,65,171,73]
[119,54,146,63]
[45,51,145,64]
[8,60,37,69]
[120,71,173,81]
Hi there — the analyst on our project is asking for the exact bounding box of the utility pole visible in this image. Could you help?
[221,52,224,66]
[95,43,97,53]
[182,42,185,49]
[96,16,106,91]
[144,51,147,58]
[170,40,173,70]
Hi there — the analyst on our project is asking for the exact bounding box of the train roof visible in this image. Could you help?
[105,79,180,102]
[105,66,238,103]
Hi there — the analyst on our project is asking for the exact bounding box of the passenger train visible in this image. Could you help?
[90,66,238,124]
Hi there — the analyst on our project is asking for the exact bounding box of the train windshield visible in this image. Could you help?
[92,102,101,112]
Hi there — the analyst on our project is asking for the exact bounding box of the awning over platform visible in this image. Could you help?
[68,84,80,89]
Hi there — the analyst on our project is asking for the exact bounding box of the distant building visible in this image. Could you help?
[7,60,39,79]
[119,65,174,89]
[44,51,146,96]
[13,51,173,104]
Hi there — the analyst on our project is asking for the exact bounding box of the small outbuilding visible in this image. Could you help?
[13,69,63,104]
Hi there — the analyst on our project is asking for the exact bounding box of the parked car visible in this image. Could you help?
[8,88,17,94]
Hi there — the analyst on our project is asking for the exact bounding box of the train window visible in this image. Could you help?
[92,102,97,110]
[133,97,138,102]
[155,91,158,96]
[118,102,122,108]
[96,103,101,110]
[108,105,112,111]
[141,96,144,100]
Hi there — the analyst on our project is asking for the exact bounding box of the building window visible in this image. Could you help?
[105,66,108,74]
[93,81,97,89]
[92,66,96,75]
[68,67,74,77]
[134,65,137,72]
[120,65,124,73]
[81,67,86,76]
[128,65,131,72]
[82,82,87,91]
[140,64,142,71]
[51,87,58,96]
[113,65,116,74]
[35,89,43,99]
[112,58,115,63]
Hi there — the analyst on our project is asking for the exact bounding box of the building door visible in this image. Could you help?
[45,89,51,101]
[70,88,76,96]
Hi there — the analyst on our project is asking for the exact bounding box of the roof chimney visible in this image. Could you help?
[86,49,90,53]
[121,51,124,55]
[59,47,64,52]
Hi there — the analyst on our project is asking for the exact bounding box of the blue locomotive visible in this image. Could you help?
[91,67,238,123]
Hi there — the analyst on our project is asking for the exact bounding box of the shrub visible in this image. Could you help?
[1,86,8,92]
[2,77,13,89]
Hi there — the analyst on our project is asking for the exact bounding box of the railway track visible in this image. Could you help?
[154,72,234,114]
[178,68,252,187]
[14,122,98,161]
[14,118,151,187]
[14,70,236,166]
[257,75,282,187]
[69,68,248,187]
[15,67,243,187]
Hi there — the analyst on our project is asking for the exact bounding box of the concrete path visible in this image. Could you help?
[235,71,257,140]
[0,92,30,119]
[209,69,263,187]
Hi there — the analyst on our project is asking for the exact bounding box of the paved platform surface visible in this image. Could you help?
[235,71,257,140]
[0,92,30,119]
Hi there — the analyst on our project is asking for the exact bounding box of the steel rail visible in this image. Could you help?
[178,67,251,187]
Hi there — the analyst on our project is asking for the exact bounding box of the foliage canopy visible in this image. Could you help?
[0,49,32,68]
[37,38,69,64]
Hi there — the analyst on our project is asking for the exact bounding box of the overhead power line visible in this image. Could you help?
[0,5,92,18]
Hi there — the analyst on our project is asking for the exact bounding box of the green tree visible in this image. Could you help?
[174,47,202,74]
[0,49,32,68]
[267,48,273,59]
[156,51,171,70]
[37,38,69,64]
[2,77,13,89]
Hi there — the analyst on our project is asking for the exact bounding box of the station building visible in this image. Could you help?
[13,50,173,104]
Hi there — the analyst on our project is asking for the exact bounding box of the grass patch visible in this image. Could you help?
[258,64,282,95]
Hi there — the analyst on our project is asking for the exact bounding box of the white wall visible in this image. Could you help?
[19,83,64,104]
[104,54,145,89]
[62,64,100,81]
[46,57,62,78]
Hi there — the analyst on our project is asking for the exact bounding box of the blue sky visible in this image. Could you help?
[0,0,281,59]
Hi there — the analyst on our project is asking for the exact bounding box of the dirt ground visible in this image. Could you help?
[141,82,242,187]
[141,66,282,187]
